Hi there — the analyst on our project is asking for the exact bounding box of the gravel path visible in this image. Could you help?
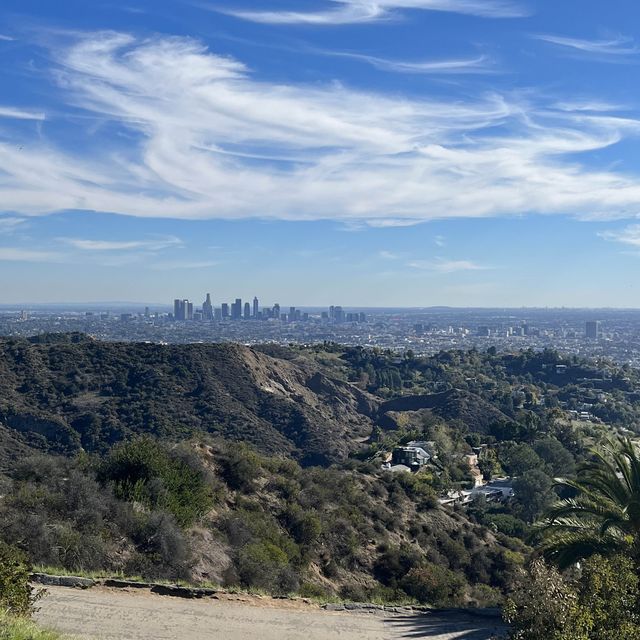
[35,586,507,640]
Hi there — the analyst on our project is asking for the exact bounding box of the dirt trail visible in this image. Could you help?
[35,586,507,640]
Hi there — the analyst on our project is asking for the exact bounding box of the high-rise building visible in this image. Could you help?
[203,293,213,321]
[173,299,184,321]
[586,320,601,340]
[186,301,194,321]
[244,302,251,319]
[221,303,229,319]
[273,303,280,319]
[232,298,242,320]
[253,296,259,318]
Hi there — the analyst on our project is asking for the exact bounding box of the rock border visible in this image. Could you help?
[31,573,216,599]
[30,573,503,618]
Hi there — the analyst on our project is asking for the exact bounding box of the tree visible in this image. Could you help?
[503,559,580,640]
[513,470,554,523]
[533,438,575,477]
[536,438,640,569]
[499,443,543,476]
[0,541,40,616]
[574,554,640,639]
[505,555,640,640]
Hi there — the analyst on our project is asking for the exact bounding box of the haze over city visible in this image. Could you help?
[2,1,640,305]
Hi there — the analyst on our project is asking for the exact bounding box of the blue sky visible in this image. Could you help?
[2,1,640,306]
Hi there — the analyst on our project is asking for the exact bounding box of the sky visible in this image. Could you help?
[1,1,640,306]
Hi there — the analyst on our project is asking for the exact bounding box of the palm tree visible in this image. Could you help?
[535,438,640,569]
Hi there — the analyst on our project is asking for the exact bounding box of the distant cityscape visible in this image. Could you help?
[2,298,637,366]
[170,294,367,324]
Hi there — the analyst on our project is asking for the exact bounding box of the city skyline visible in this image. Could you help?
[3,2,640,305]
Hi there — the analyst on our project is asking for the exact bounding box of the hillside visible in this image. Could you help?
[379,389,512,434]
[0,334,377,466]
[0,438,521,607]
[3,335,639,611]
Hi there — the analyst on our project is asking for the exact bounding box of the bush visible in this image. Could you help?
[0,542,39,617]
[400,563,466,606]
[504,555,640,640]
[0,612,64,640]
[128,512,191,580]
[100,438,213,527]
[219,445,261,492]
[374,544,422,586]
[484,514,529,539]
[235,542,298,594]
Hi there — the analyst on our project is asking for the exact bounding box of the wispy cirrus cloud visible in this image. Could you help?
[599,224,640,247]
[553,100,625,113]
[0,106,46,121]
[319,50,493,74]
[4,32,640,227]
[408,258,489,273]
[534,34,639,58]
[59,235,183,251]
[150,260,219,270]
[219,0,529,25]
[0,248,64,262]
[0,35,14,42]
[0,217,28,233]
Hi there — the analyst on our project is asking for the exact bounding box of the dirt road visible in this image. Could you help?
[35,586,507,640]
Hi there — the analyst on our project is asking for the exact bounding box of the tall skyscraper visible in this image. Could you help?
[253,296,259,318]
[174,299,192,321]
[586,321,601,340]
[273,303,280,319]
[203,293,213,321]
[244,302,251,319]
[221,303,229,319]
[173,299,184,321]
[232,298,242,320]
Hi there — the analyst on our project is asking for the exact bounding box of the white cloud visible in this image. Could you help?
[220,0,528,25]
[0,248,63,262]
[379,250,400,259]
[0,217,27,233]
[0,106,46,121]
[150,260,219,270]
[408,258,488,272]
[553,100,624,113]
[4,32,640,225]
[535,34,639,57]
[434,235,446,247]
[320,50,493,74]
[599,225,640,247]
[59,235,183,251]
[0,35,14,42]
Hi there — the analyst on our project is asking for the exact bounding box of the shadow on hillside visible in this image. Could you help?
[385,609,508,639]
